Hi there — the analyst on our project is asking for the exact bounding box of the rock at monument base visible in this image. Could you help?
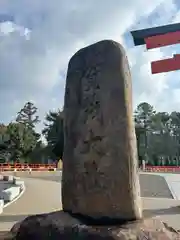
[10,210,180,239]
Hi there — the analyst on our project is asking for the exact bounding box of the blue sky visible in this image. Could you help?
[0,0,180,133]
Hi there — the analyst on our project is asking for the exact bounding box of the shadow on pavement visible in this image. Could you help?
[12,172,174,199]
[0,205,180,223]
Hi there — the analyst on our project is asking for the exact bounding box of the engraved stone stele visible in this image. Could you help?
[62,40,142,222]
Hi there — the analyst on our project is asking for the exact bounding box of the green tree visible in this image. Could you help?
[169,111,180,165]
[134,103,180,166]
[27,140,46,163]
[0,124,8,148]
[134,102,156,164]
[7,123,40,162]
[151,112,180,165]
[16,101,40,128]
[42,110,64,161]
[134,102,156,124]
[0,124,11,162]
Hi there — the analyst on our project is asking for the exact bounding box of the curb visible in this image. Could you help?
[0,175,25,213]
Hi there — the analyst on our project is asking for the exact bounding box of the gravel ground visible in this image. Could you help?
[8,171,173,199]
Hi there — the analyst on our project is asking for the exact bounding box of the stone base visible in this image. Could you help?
[9,210,180,239]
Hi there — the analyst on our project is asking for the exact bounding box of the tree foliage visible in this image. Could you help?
[42,110,64,161]
[41,103,180,166]
[135,102,180,166]
[0,102,41,163]
[16,101,40,128]
[1,100,180,166]
[6,123,40,161]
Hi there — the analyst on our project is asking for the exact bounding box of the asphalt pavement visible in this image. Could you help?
[0,177,61,231]
[10,171,173,199]
[0,171,179,232]
[140,174,173,199]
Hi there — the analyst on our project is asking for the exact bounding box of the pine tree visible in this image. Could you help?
[16,102,40,128]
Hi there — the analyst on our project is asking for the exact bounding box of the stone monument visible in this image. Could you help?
[8,40,180,239]
[62,40,142,221]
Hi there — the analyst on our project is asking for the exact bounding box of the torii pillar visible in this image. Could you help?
[131,22,180,74]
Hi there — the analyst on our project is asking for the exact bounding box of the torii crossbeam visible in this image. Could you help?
[131,22,180,74]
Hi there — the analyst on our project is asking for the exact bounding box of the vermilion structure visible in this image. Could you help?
[131,22,180,74]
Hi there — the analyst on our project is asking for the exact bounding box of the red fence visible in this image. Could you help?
[0,164,180,173]
[144,165,180,173]
[0,163,57,171]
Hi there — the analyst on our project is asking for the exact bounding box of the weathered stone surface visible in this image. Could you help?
[10,211,180,239]
[62,40,142,220]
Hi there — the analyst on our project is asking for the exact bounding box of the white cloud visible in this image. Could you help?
[0,0,179,131]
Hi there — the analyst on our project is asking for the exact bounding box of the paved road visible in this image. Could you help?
[11,171,173,199]
[0,171,177,232]
[140,173,173,199]
[0,177,61,231]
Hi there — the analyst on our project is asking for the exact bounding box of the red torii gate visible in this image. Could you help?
[131,22,180,74]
